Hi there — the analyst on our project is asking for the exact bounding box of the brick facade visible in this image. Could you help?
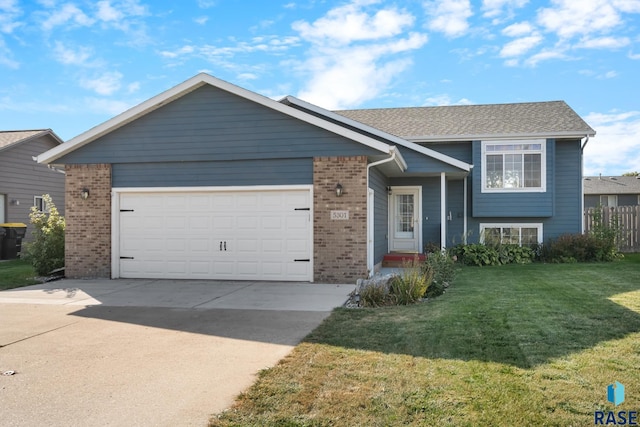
[313,156,368,283]
[65,164,112,278]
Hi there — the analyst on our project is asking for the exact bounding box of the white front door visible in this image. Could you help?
[389,187,421,252]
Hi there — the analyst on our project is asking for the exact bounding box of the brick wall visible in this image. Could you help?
[313,156,368,283]
[65,164,112,278]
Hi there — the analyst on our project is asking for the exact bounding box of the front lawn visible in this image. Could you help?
[0,259,40,290]
[211,254,640,426]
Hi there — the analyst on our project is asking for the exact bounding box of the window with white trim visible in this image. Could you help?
[34,196,49,213]
[482,140,546,192]
[480,223,543,246]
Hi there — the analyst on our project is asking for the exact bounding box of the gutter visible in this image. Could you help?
[366,148,403,277]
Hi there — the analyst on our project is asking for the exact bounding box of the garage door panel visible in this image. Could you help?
[118,190,311,281]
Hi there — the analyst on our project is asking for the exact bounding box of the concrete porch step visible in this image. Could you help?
[381,253,426,268]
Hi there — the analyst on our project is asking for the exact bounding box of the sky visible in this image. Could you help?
[1,0,639,176]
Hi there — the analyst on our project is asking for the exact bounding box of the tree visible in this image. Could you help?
[23,194,65,276]
[622,171,639,177]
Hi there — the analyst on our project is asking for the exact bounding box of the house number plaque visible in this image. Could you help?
[330,210,349,220]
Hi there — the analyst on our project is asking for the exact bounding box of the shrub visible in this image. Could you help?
[497,244,536,265]
[22,195,65,275]
[389,260,433,305]
[451,243,499,266]
[451,243,536,266]
[424,251,457,297]
[541,233,620,263]
[360,283,388,307]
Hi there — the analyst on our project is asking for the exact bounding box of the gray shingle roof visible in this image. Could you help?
[0,130,46,149]
[334,101,595,140]
[584,176,640,195]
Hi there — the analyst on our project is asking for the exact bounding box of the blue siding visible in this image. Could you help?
[368,167,389,264]
[447,179,466,245]
[423,142,472,164]
[390,177,442,250]
[545,139,582,239]
[472,139,554,217]
[57,85,382,165]
[467,139,583,243]
[401,149,467,174]
[112,158,312,187]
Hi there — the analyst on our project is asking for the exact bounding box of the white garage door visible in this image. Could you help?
[117,189,312,281]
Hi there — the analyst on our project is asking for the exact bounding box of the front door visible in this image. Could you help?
[389,187,421,252]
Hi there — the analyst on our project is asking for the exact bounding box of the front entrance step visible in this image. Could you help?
[381,253,426,268]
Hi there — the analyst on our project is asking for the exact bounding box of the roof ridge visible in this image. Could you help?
[334,100,567,113]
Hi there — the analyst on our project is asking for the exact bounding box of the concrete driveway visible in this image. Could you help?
[0,279,352,427]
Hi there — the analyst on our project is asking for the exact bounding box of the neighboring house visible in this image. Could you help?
[584,176,640,208]
[0,130,65,242]
[37,73,595,283]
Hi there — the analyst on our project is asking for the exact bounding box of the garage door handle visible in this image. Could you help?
[294,208,310,211]
[294,259,310,262]
[224,241,227,251]
[219,241,227,251]
[120,256,134,260]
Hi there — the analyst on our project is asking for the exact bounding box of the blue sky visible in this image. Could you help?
[1,0,639,175]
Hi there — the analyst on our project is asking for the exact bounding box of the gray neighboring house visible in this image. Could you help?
[37,73,595,283]
[0,130,66,241]
[584,175,640,208]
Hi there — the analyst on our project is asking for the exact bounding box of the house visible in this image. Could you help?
[0,130,66,242]
[584,175,640,208]
[37,73,595,283]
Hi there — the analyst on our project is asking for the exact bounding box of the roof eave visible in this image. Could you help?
[284,96,471,172]
[39,74,394,165]
[0,129,64,154]
[407,130,596,143]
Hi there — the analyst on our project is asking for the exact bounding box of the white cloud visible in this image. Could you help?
[292,1,415,45]
[159,45,195,58]
[84,97,133,115]
[80,71,123,95]
[423,94,473,106]
[292,1,427,110]
[127,81,140,93]
[629,51,640,59]
[575,36,630,49]
[237,73,258,80]
[537,0,623,39]
[500,34,543,57]
[197,0,217,9]
[424,0,472,38]
[194,16,208,25]
[52,41,94,66]
[583,110,640,175]
[482,0,528,19]
[0,38,19,68]
[41,3,95,31]
[96,0,123,22]
[502,21,534,37]
[524,49,568,66]
[0,0,22,33]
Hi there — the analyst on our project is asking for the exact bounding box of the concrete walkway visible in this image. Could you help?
[0,279,353,426]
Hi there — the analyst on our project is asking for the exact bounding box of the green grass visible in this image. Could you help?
[211,254,640,426]
[0,259,40,290]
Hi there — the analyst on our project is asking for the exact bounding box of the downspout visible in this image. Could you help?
[366,149,399,277]
[581,136,590,233]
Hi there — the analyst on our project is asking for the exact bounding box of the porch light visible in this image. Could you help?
[81,188,90,200]
[335,183,343,197]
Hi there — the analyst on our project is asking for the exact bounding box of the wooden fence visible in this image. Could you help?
[584,205,640,252]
